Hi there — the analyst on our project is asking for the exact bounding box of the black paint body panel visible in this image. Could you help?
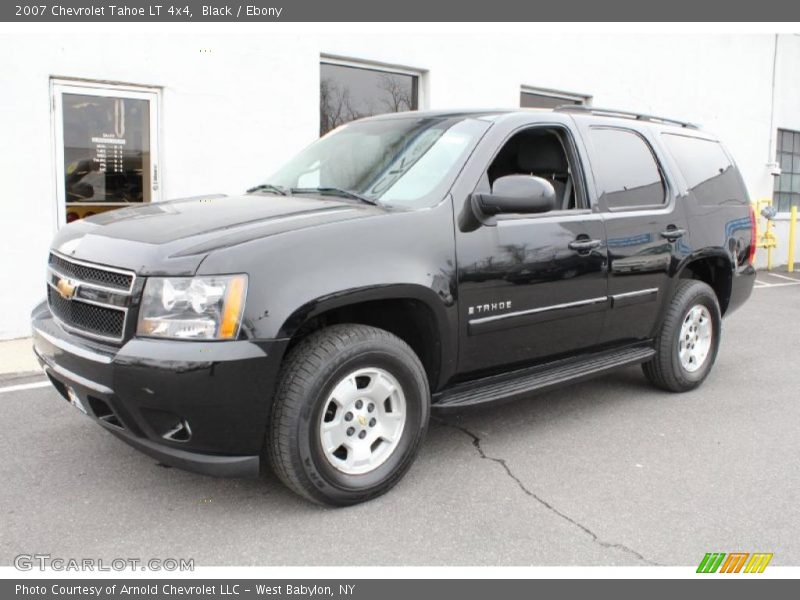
[32,109,756,472]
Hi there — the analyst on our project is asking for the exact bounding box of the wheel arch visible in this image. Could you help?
[675,250,735,315]
[276,284,456,390]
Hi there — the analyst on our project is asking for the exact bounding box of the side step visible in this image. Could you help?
[432,344,655,411]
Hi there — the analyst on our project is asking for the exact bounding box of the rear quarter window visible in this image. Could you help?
[587,127,666,210]
[661,133,748,206]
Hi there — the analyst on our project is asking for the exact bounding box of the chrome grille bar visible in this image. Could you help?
[46,253,136,343]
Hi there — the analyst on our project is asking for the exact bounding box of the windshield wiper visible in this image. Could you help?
[246,183,289,195]
[291,187,378,206]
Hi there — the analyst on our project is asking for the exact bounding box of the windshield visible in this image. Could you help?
[262,116,490,207]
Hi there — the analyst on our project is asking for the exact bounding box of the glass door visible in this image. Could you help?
[52,80,160,226]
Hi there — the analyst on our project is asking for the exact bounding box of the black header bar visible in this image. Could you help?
[3,0,800,22]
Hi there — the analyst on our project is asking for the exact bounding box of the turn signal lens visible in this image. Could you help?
[219,275,247,339]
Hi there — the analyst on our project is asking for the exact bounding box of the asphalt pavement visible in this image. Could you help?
[1,271,799,566]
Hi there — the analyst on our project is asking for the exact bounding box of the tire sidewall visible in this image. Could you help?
[668,285,721,387]
[295,343,428,503]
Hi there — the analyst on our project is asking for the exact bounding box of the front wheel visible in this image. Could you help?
[267,324,430,506]
[642,279,722,392]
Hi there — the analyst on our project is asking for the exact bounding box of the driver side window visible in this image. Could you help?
[486,127,584,211]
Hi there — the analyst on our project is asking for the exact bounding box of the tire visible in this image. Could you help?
[642,279,722,393]
[267,324,430,506]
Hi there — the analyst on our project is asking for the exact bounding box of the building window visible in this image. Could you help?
[774,128,800,213]
[320,59,420,136]
[520,86,591,109]
[52,80,161,226]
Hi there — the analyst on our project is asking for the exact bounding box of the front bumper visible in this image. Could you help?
[31,300,288,478]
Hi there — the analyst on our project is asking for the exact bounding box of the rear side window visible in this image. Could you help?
[588,128,666,209]
[661,133,747,206]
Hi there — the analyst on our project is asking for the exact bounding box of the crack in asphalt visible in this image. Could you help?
[436,418,661,566]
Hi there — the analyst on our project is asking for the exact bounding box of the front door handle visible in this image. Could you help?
[660,227,686,241]
[568,238,602,252]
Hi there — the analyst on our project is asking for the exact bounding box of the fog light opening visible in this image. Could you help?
[87,396,125,430]
[162,419,192,443]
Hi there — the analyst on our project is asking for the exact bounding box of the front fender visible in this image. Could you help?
[276,283,452,340]
[276,283,458,388]
[196,200,459,383]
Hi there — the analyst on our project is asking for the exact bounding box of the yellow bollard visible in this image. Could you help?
[789,206,797,273]
[755,199,778,270]
[763,200,772,271]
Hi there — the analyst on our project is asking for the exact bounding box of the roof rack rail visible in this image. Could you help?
[553,105,699,129]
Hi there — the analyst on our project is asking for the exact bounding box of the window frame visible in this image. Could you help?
[587,125,671,213]
[50,77,162,231]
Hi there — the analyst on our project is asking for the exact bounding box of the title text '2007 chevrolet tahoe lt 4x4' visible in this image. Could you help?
[32,106,755,505]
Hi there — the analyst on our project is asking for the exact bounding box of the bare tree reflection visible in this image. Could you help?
[320,78,362,135]
[378,74,415,112]
[319,72,417,136]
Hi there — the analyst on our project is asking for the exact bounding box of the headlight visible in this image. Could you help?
[137,275,247,340]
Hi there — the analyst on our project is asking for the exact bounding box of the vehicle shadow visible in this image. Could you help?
[7,365,692,565]
[66,363,662,520]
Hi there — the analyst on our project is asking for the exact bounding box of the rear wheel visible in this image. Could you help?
[642,280,721,392]
[268,324,429,506]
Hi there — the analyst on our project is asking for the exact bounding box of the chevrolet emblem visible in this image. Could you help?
[357,414,367,427]
[56,277,78,300]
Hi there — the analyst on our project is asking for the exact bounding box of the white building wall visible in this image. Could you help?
[1,31,798,340]
[766,34,800,268]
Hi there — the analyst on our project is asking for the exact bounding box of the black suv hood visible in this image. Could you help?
[51,194,379,276]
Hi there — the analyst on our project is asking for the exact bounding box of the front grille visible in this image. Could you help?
[48,253,133,291]
[48,287,125,340]
[46,253,135,342]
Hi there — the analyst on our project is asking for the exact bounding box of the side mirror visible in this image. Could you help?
[474,175,556,216]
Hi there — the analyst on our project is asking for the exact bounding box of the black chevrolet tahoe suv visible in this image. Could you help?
[32,107,756,505]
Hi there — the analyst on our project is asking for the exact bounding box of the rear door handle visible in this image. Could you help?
[660,228,686,241]
[568,238,602,252]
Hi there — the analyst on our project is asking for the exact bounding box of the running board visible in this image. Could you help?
[433,344,655,411]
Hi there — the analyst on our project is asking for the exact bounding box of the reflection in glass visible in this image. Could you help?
[320,63,418,136]
[589,128,665,208]
[263,117,489,208]
[772,129,800,213]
